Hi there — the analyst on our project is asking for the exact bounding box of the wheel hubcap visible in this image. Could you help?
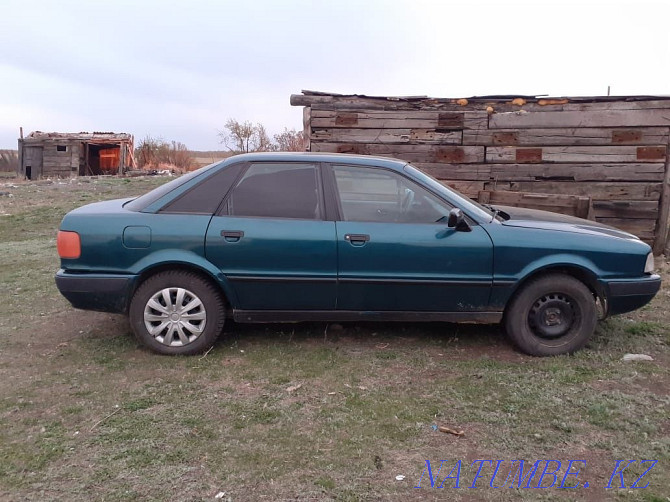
[529,293,575,339]
[143,287,207,347]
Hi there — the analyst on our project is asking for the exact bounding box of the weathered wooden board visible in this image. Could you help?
[438,180,485,198]
[41,163,73,170]
[292,93,670,114]
[293,94,468,111]
[486,146,667,163]
[311,128,462,144]
[464,127,670,146]
[592,200,659,219]
[416,163,665,182]
[310,110,487,129]
[489,163,664,182]
[43,163,74,170]
[485,100,670,114]
[43,155,71,165]
[311,143,485,163]
[489,109,670,129]
[596,218,656,240]
[477,190,593,219]
[416,163,492,180]
[483,181,662,201]
[42,152,77,160]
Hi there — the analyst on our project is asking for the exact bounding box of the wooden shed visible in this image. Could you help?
[291,91,670,254]
[17,131,135,179]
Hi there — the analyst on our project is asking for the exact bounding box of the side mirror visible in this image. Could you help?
[447,208,471,232]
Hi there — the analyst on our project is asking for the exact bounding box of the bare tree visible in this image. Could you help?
[274,128,305,152]
[254,123,274,152]
[218,119,274,153]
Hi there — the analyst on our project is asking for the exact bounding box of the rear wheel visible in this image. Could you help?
[129,271,225,355]
[504,274,597,356]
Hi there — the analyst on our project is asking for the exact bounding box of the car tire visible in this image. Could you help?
[504,274,597,356]
[129,271,225,355]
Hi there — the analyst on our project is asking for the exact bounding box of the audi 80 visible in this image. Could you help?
[56,153,661,356]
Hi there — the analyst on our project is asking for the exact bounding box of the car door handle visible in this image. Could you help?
[221,230,244,242]
[344,233,370,246]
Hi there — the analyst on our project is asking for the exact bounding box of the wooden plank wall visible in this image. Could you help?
[42,141,79,178]
[291,93,670,251]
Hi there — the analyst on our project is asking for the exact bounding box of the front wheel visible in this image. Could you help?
[504,274,597,356]
[129,271,225,355]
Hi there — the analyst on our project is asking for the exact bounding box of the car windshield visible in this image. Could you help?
[124,162,221,212]
[402,164,495,221]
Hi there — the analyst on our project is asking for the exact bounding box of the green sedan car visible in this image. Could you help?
[56,153,660,356]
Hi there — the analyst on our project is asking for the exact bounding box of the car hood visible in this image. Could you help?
[495,205,640,240]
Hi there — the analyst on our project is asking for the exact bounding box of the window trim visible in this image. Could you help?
[217,161,327,221]
[325,163,470,225]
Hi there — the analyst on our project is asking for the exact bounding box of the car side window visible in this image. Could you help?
[332,164,452,223]
[226,163,321,219]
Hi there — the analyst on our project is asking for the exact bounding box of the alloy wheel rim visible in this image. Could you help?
[143,287,207,346]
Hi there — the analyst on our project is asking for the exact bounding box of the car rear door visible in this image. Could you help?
[328,164,494,312]
[205,162,337,311]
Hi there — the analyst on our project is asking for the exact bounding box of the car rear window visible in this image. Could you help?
[159,162,245,214]
[124,162,221,212]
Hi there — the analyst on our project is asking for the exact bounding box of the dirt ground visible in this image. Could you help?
[0,177,668,501]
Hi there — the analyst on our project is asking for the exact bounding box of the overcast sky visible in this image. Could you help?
[1,0,669,150]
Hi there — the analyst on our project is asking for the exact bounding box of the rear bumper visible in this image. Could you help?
[604,274,661,316]
[55,269,137,314]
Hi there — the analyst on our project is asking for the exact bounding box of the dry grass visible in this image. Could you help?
[0,177,668,501]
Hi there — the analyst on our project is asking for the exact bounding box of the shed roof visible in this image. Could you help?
[22,131,133,143]
[293,90,670,105]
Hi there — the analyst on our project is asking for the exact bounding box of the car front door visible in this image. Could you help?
[329,164,494,312]
[205,162,337,311]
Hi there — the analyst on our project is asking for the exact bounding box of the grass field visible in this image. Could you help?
[0,176,668,501]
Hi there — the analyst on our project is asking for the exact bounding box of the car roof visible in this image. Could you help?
[220,152,408,171]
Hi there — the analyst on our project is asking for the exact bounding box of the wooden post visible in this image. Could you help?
[119,143,125,175]
[17,138,23,177]
[653,136,670,254]
[303,107,311,151]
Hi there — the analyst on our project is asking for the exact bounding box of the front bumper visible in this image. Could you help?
[55,269,138,314]
[604,274,661,316]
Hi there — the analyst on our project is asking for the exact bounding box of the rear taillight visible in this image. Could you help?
[57,231,81,259]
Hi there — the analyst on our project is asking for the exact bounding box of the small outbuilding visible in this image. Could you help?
[17,131,135,179]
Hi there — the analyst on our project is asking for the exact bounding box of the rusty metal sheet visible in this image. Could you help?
[636,146,666,160]
[612,130,642,143]
[438,113,464,128]
[335,112,359,126]
[435,147,465,163]
[492,132,519,145]
[515,148,543,163]
[336,143,367,154]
